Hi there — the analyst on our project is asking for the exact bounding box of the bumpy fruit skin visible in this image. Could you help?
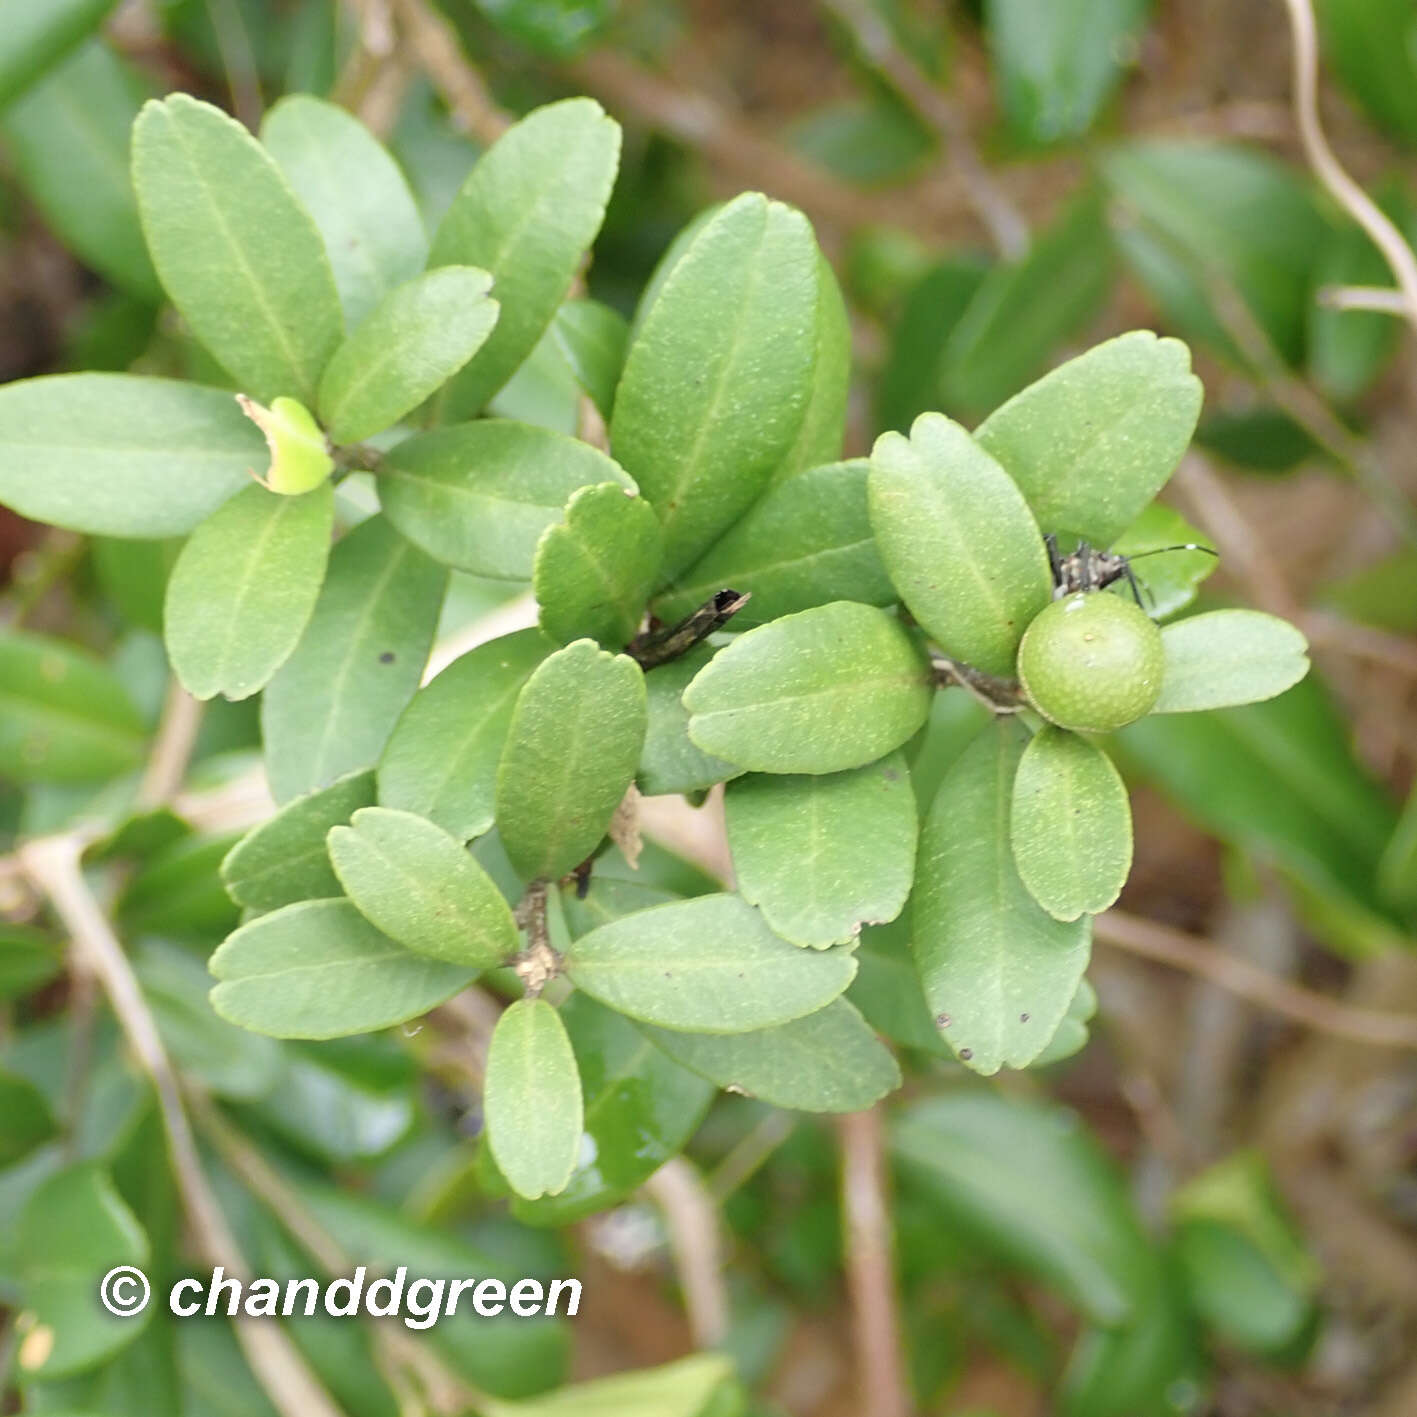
[1017,592,1164,733]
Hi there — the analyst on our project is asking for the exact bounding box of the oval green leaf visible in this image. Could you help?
[683,601,931,774]
[494,639,646,881]
[0,0,115,108]
[317,266,499,444]
[483,998,584,1201]
[430,97,621,415]
[726,753,917,947]
[378,419,634,579]
[640,998,900,1112]
[221,768,376,913]
[869,412,1052,677]
[550,298,628,420]
[163,480,333,701]
[378,629,551,841]
[611,192,821,578]
[564,893,857,1033]
[1109,503,1217,619]
[637,644,744,798]
[974,330,1204,547]
[209,898,472,1039]
[1154,610,1310,714]
[0,374,262,536]
[261,515,447,802]
[654,459,893,629]
[328,807,519,968]
[0,1068,58,1166]
[261,94,428,328]
[1011,727,1132,921]
[533,483,662,647]
[131,94,344,406]
[913,720,1092,1074]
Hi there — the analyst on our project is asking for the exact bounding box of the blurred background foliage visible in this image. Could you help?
[2,1,1417,1415]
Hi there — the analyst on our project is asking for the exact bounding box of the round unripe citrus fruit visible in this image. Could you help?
[1017,592,1164,733]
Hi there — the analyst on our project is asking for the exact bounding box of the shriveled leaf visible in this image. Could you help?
[533,483,662,646]
[317,267,499,444]
[869,412,1052,676]
[261,516,447,802]
[495,640,646,880]
[328,807,519,968]
[430,98,621,414]
[913,720,1091,1074]
[378,629,551,841]
[261,94,428,328]
[1011,727,1132,921]
[637,645,744,798]
[974,330,1203,546]
[684,601,931,774]
[379,419,633,579]
[221,769,376,913]
[0,631,145,782]
[726,753,917,947]
[611,193,821,577]
[654,459,894,629]
[641,998,900,1112]
[164,481,333,701]
[483,999,583,1200]
[0,374,261,537]
[209,898,472,1039]
[131,94,343,406]
[550,298,628,420]
[1154,610,1309,713]
[0,0,116,108]
[564,893,856,1033]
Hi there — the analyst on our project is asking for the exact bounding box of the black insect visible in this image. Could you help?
[1044,533,1218,608]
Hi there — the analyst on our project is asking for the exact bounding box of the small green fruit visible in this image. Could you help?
[1017,593,1164,733]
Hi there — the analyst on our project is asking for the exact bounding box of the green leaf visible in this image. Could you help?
[118,832,241,940]
[495,640,646,880]
[1011,727,1132,921]
[483,999,583,1200]
[533,483,661,647]
[0,40,158,300]
[13,1164,149,1380]
[209,898,472,1039]
[771,250,851,480]
[654,459,894,629]
[892,1091,1154,1325]
[1315,0,1417,147]
[0,374,262,537]
[505,989,713,1224]
[913,720,1091,1074]
[550,298,628,420]
[726,753,917,947]
[0,924,63,999]
[641,998,900,1112]
[1108,503,1216,619]
[131,93,343,406]
[378,419,634,579]
[869,412,1052,677]
[430,98,621,415]
[317,267,499,444]
[480,1354,733,1417]
[1154,610,1310,713]
[237,394,333,496]
[163,481,333,701]
[984,0,1149,144]
[260,94,429,328]
[1380,780,1417,912]
[378,630,551,841]
[261,516,447,802]
[611,193,821,578]
[1029,976,1099,1069]
[0,0,115,107]
[328,807,519,968]
[685,601,931,775]
[221,769,376,913]
[0,631,145,782]
[637,645,744,798]
[974,330,1203,547]
[0,1068,58,1166]
[564,893,857,1033]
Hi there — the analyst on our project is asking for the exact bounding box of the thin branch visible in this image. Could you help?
[389,0,510,145]
[17,835,343,1417]
[836,1109,910,1417]
[641,1158,729,1347]
[1281,0,1417,331]
[135,679,205,811]
[512,880,558,998]
[1317,284,1411,316]
[1095,909,1417,1051]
